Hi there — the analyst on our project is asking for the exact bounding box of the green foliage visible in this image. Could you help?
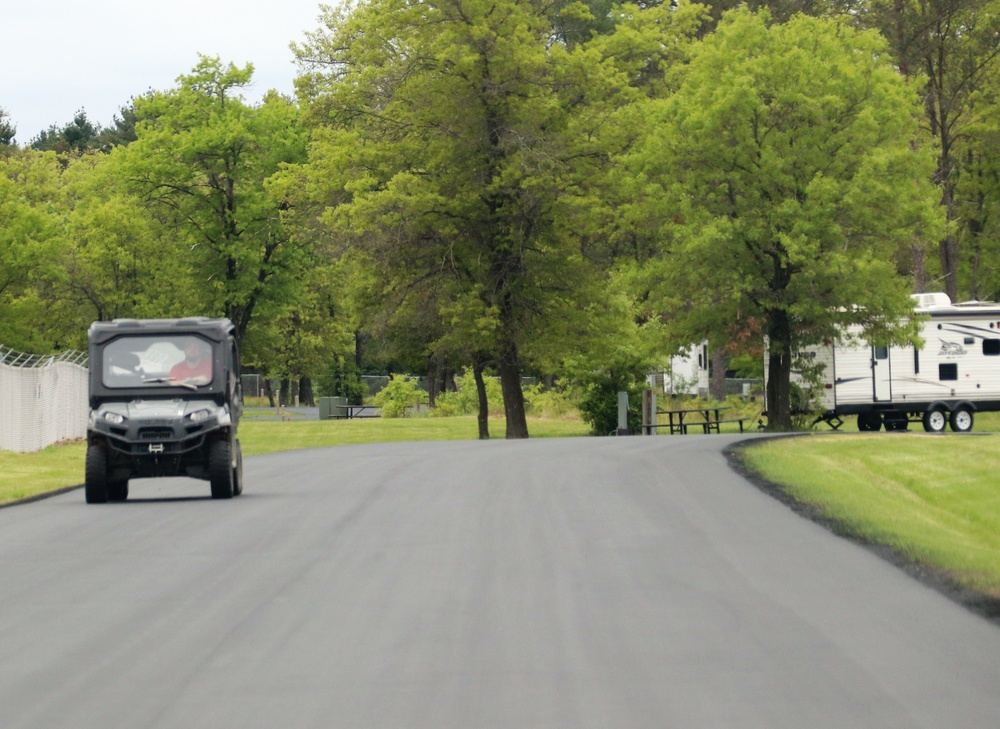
[523,383,581,420]
[115,56,309,344]
[0,108,15,146]
[622,8,944,428]
[31,110,101,153]
[578,369,647,436]
[373,374,424,417]
[317,357,368,405]
[432,368,504,417]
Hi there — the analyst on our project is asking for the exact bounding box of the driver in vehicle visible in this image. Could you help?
[170,337,213,385]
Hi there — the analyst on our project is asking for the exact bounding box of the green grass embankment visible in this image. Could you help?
[737,431,1000,600]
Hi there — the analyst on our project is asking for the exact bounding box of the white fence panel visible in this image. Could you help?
[0,359,89,453]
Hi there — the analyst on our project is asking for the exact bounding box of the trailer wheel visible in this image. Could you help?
[857,412,882,431]
[949,406,974,433]
[922,407,948,433]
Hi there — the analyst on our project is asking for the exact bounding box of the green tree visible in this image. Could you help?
[0,150,71,350]
[293,0,628,438]
[31,110,102,154]
[0,108,15,147]
[113,56,309,347]
[865,0,1000,299]
[624,9,943,429]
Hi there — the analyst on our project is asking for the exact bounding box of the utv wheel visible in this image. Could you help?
[209,439,234,499]
[232,439,244,497]
[922,407,948,433]
[108,480,129,502]
[949,406,974,433]
[85,444,110,504]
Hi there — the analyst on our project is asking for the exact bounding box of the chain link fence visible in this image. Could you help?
[0,345,89,453]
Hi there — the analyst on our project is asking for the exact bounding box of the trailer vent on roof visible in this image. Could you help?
[911,292,952,308]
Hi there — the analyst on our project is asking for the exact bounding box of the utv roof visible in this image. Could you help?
[88,317,236,346]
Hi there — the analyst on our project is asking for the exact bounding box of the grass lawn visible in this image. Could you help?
[736,431,1000,601]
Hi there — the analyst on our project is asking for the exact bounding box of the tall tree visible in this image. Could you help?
[0,150,70,350]
[865,0,1000,298]
[31,110,102,154]
[113,56,309,346]
[624,9,943,429]
[0,108,15,147]
[293,0,629,437]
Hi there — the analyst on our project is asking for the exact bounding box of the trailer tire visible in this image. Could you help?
[857,412,882,431]
[949,406,974,433]
[922,406,948,433]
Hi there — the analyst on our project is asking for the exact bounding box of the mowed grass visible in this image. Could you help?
[738,432,1000,599]
[0,415,589,505]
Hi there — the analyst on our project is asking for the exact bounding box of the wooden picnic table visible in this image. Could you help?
[643,405,749,435]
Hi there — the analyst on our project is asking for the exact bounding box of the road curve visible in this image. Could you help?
[1,435,999,729]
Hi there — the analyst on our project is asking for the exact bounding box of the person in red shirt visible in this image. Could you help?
[170,338,213,385]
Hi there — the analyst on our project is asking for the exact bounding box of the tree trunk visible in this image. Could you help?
[911,240,926,293]
[299,377,314,407]
[709,346,727,401]
[765,309,793,431]
[354,330,364,371]
[498,340,529,439]
[472,353,490,440]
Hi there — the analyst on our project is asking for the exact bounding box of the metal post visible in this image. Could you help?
[617,391,630,435]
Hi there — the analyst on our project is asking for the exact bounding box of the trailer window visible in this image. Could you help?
[939,363,958,381]
[874,346,888,360]
[913,349,919,374]
[984,339,1000,356]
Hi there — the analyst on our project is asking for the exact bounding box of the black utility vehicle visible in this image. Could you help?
[85,318,244,502]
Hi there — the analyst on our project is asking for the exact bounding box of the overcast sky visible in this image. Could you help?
[2,1,330,144]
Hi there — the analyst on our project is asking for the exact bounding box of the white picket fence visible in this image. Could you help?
[0,346,89,453]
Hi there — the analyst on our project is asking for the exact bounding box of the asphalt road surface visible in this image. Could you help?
[2,435,1000,729]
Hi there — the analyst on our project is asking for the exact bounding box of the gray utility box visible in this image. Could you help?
[319,396,348,419]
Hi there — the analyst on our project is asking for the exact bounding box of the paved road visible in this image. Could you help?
[2,435,999,729]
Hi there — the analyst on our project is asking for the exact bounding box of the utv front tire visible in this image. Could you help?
[108,480,129,502]
[85,443,110,504]
[232,439,244,497]
[209,439,234,499]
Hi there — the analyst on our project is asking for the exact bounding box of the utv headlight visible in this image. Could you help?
[188,409,212,423]
[103,412,126,425]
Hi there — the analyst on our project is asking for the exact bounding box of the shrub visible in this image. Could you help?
[523,383,580,420]
[578,373,645,435]
[431,367,504,417]
[373,374,423,418]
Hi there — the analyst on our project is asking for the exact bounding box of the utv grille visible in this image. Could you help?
[139,428,174,441]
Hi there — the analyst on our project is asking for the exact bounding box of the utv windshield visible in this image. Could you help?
[102,335,214,388]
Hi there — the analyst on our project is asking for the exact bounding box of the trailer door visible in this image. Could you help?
[872,345,891,401]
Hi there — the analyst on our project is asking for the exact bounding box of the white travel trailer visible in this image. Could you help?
[660,342,710,397]
[787,293,1000,432]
